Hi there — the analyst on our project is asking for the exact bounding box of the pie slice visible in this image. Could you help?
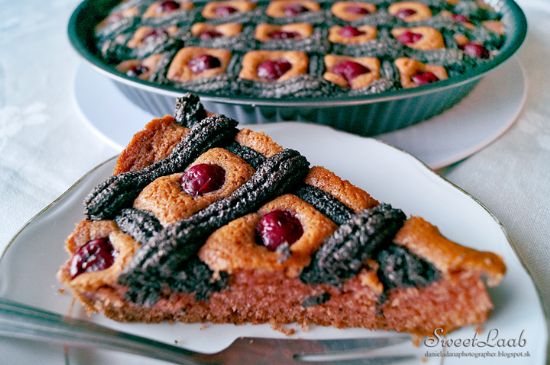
[58,94,505,335]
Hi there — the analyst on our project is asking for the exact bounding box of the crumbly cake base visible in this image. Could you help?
[75,269,492,336]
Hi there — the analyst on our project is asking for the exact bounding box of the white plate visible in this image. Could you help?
[0,123,546,365]
[73,58,527,169]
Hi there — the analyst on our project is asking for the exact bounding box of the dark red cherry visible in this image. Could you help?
[338,25,365,38]
[199,29,224,40]
[188,54,222,74]
[142,28,167,43]
[344,5,370,15]
[158,0,180,13]
[107,13,124,24]
[126,64,149,77]
[395,8,417,19]
[452,13,469,23]
[268,30,300,40]
[411,71,439,85]
[462,42,490,59]
[257,59,292,81]
[214,5,238,17]
[70,238,116,279]
[284,3,309,16]
[396,30,423,45]
[180,163,226,196]
[256,210,303,251]
[332,60,370,85]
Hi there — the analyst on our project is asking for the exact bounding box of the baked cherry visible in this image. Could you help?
[107,13,124,24]
[339,25,365,38]
[181,163,226,196]
[268,30,301,40]
[256,210,303,251]
[126,64,149,78]
[395,8,417,19]
[199,29,224,40]
[396,30,423,45]
[158,0,180,13]
[332,60,370,85]
[462,42,490,59]
[284,4,309,16]
[411,71,439,85]
[344,5,370,15]
[188,54,222,74]
[452,14,469,23]
[142,28,167,43]
[214,5,238,17]
[257,59,292,81]
[69,238,116,279]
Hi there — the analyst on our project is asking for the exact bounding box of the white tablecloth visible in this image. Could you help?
[0,0,548,356]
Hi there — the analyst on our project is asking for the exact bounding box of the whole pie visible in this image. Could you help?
[95,0,507,97]
[58,94,506,335]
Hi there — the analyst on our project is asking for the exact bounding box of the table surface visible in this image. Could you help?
[0,0,549,357]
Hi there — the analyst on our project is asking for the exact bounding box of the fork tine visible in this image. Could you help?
[297,355,417,365]
[217,336,414,365]
[235,335,411,354]
[292,336,416,364]
[296,335,411,353]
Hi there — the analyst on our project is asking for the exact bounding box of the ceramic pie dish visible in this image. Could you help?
[68,0,527,135]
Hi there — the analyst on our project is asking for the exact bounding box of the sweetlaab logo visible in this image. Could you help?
[423,328,531,359]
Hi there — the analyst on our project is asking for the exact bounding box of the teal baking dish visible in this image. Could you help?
[68,0,527,135]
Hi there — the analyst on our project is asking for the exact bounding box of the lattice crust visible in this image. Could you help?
[57,95,506,335]
[95,0,505,97]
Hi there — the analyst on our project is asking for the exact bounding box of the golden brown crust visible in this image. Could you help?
[58,220,139,292]
[304,166,379,212]
[440,10,475,29]
[328,25,377,45]
[454,33,470,47]
[167,47,231,82]
[388,1,432,22]
[191,22,243,38]
[199,194,337,277]
[394,217,506,286]
[395,57,448,88]
[483,20,505,35]
[254,23,313,42]
[114,116,187,175]
[96,6,139,33]
[142,0,193,18]
[201,1,256,19]
[266,0,320,18]
[116,53,165,80]
[323,55,380,89]
[239,50,309,82]
[235,128,284,157]
[391,26,445,50]
[133,148,255,225]
[331,1,377,21]
[127,25,179,49]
